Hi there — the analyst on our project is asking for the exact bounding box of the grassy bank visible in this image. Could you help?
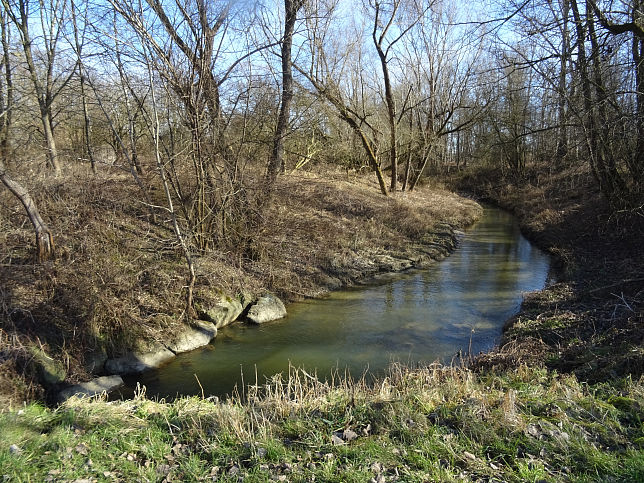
[448,164,644,383]
[1,365,643,482]
[0,165,480,404]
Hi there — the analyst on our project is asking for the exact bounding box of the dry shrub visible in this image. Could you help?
[469,338,550,374]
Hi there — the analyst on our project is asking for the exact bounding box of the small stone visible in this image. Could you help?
[331,434,344,445]
[463,451,477,461]
[370,462,384,474]
[343,429,359,442]
[527,424,540,438]
[228,465,240,476]
[257,447,267,458]
[75,443,89,455]
[369,476,386,483]
[9,444,21,455]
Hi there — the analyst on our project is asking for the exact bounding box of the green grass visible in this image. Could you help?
[2,364,644,481]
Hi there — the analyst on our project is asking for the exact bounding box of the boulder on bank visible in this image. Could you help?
[57,375,124,403]
[197,295,244,329]
[28,346,66,386]
[105,343,175,375]
[246,293,287,324]
[166,320,217,354]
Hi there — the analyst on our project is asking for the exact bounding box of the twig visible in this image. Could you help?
[588,278,644,294]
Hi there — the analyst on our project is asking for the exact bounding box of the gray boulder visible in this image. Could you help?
[105,344,175,375]
[197,295,244,329]
[57,375,124,402]
[166,320,217,354]
[246,293,287,324]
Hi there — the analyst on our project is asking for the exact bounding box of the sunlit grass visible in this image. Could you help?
[1,363,643,481]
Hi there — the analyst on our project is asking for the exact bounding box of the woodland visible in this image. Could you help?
[1,1,644,480]
[0,0,643,438]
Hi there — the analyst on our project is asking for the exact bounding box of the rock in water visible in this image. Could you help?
[166,320,217,354]
[246,294,287,324]
[197,295,244,329]
[105,345,175,375]
[57,375,124,402]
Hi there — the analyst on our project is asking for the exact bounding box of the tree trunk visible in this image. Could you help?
[0,159,54,262]
[71,2,96,174]
[339,110,388,195]
[40,109,61,176]
[632,0,644,182]
[0,9,12,164]
[557,0,570,159]
[80,71,96,174]
[587,2,625,198]
[266,0,302,190]
[409,147,431,191]
[373,5,398,192]
[571,0,601,186]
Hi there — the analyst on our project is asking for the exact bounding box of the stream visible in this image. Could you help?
[120,206,551,399]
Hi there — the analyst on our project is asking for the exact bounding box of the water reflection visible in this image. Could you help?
[121,207,550,399]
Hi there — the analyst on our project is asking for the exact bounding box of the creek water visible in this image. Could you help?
[120,206,551,399]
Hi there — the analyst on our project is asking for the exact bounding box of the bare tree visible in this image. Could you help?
[400,0,489,188]
[70,0,95,173]
[368,0,428,191]
[1,0,76,176]
[296,0,389,195]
